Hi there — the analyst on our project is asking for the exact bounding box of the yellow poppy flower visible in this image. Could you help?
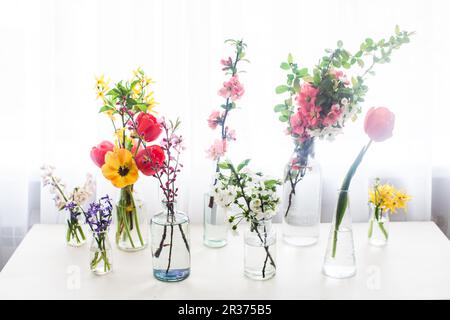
[101,149,138,188]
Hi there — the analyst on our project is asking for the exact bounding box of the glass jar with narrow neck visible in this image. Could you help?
[368,204,390,246]
[244,218,277,280]
[89,231,113,276]
[66,210,87,247]
[322,189,356,279]
[151,200,191,282]
[282,139,322,246]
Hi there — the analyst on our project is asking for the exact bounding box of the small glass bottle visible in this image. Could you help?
[322,189,356,279]
[151,201,191,282]
[203,192,228,248]
[368,204,390,246]
[89,231,113,275]
[282,143,322,247]
[244,218,276,281]
[66,211,87,247]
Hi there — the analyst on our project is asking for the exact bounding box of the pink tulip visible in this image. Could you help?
[364,107,395,142]
[90,141,114,168]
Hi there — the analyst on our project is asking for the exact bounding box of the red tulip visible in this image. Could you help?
[90,141,114,168]
[136,113,162,142]
[364,107,395,142]
[136,145,165,176]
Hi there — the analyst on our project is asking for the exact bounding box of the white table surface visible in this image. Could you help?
[0,222,449,300]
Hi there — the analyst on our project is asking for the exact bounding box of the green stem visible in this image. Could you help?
[378,222,389,240]
[130,195,144,247]
[368,219,374,238]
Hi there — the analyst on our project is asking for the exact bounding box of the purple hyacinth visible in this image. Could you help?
[86,195,113,234]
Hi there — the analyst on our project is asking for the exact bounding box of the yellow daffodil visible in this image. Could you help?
[101,149,138,188]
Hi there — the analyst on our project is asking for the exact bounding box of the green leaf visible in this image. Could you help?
[275,85,290,94]
[99,105,114,113]
[287,53,293,64]
[280,62,290,70]
[279,115,289,122]
[264,179,280,189]
[237,159,251,172]
[218,162,230,170]
[274,104,286,112]
[296,68,308,77]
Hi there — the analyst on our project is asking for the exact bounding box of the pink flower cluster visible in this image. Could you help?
[206,139,227,160]
[290,82,343,142]
[218,75,245,101]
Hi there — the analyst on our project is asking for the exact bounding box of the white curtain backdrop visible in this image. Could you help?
[1,0,449,266]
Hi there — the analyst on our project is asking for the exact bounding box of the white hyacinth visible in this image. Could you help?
[41,165,96,211]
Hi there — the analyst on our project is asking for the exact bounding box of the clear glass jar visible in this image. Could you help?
[322,189,356,279]
[115,185,148,251]
[89,231,113,275]
[66,211,87,247]
[151,201,190,282]
[282,141,321,246]
[203,192,228,248]
[244,218,276,281]
[368,204,389,246]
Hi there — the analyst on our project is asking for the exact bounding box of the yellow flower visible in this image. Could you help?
[369,179,412,214]
[390,191,412,213]
[95,75,110,100]
[101,149,138,188]
[144,91,158,114]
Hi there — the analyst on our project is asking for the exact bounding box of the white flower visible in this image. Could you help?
[212,184,236,208]
[250,198,262,213]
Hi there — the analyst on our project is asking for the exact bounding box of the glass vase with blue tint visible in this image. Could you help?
[151,200,190,282]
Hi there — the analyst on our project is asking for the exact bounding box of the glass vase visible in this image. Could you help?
[89,231,113,275]
[282,140,321,246]
[115,185,148,251]
[66,210,87,247]
[368,204,389,246]
[322,189,356,279]
[203,192,228,248]
[151,201,191,282]
[244,218,276,281]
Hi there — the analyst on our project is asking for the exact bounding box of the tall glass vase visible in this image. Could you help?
[322,189,356,279]
[66,211,87,247]
[151,201,191,282]
[115,185,148,251]
[203,192,228,248]
[244,218,276,280]
[368,204,390,247]
[282,139,322,246]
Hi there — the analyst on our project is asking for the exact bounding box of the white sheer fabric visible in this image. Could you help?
[1,0,449,266]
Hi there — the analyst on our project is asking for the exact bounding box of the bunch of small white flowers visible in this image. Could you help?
[215,159,281,231]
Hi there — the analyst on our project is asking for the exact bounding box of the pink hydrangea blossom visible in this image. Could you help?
[207,110,222,129]
[206,139,227,160]
[296,83,319,109]
[218,75,245,101]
